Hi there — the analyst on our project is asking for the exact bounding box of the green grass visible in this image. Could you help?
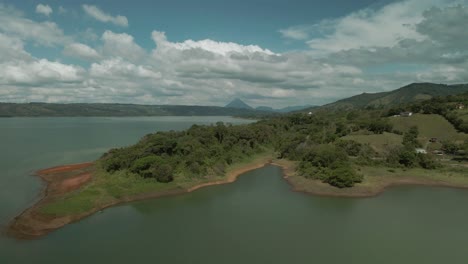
[359,165,468,186]
[287,164,468,197]
[455,109,468,122]
[342,132,402,153]
[40,151,275,217]
[40,163,180,216]
[40,188,101,216]
[389,114,467,142]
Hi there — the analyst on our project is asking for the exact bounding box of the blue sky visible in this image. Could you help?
[1,0,467,107]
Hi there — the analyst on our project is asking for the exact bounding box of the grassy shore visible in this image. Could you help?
[286,164,468,197]
[8,152,276,239]
[41,152,275,216]
[9,150,468,239]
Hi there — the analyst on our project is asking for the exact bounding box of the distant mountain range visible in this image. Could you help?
[0,103,268,117]
[303,82,468,112]
[225,98,314,113]
[3,83,467,117]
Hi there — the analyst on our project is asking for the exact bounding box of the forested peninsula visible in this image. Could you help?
[9,91,468,239]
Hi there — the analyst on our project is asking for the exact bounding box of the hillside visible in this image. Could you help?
[307,83,468,111]
[0,102,270,117]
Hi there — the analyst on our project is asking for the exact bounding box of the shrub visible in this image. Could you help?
[417,154,440,169]
[335,140,362,156]
[325,166,363,188]
[130,156,159,173]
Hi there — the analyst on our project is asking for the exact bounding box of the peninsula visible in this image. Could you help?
[8,85,468,239]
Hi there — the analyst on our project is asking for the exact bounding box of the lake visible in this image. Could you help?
[1,117,468,263]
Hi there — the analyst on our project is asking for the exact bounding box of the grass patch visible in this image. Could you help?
[40,188,101,216]
[288,164,468,197]
[455,109,468,122]
[342,132,402,153]
[389,114,467,142]
[40,163,179,216]
[40,151,276,217]
[359,165,468,186]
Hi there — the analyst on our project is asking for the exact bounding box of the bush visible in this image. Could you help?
[417,154,440,169]
[153,164,174,183]
[325,166,363,188]
[398,149,418,167]
[302,144,348,167]
[402,126,421,148]
[130,156,159,173]
[335,140,362,156]
[368,120,393,134]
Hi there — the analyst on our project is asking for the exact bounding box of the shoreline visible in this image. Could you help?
[6,157,274,239]
[7,159,468,239]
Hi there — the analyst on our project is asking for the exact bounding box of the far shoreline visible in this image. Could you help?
[7,158,468,239]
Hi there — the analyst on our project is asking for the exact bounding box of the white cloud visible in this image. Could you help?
[101,30,146,62]
[279,25,319,40]
[82,5,128,27]
[152,31,276,56]
[300,0,458,55]
[0,4,69,46]
[326,4,468,66]
[1,1,468,107]
[90,58,161,79]
[0,59,84,86]
[0,33,32,61]
[63,43,101,61]
[36,4,53,16]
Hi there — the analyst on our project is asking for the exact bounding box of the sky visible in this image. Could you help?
[0,0,467,107]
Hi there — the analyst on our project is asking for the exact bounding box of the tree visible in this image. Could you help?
[325,166,363,188]
[335,140,362,156]
[442,140,460,155]
[368,120,393,134]
[403,126,420,148]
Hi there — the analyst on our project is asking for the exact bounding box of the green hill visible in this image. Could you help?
[307,83,468,111]
[389,114,467,142]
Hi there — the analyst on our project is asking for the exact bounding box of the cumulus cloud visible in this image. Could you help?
[1,0,468,107]
[0,4,69,46]
[90,58,161,79]
[63,43,101,61]
[0,33,32,61]
[82,5,128,27]
[326,4,468,67]
[0,59,84,86]
[304,0,443,54]
[36,4,53,16]
[101,30,146,62]
[152,31,276,56]
[279,27,309,40]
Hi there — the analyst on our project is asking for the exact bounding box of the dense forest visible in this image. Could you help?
[100,92,468,189]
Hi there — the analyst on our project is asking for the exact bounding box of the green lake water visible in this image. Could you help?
[1,117,468,263]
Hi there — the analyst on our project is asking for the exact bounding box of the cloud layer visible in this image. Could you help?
[1,1,468,107]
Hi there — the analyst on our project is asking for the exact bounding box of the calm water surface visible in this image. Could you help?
[1,117,468,264]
